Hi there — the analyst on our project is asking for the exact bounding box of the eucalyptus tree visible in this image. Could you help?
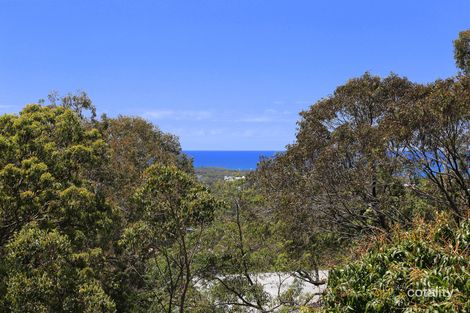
[254,30,470,270]
[99,115,192,212]
[256,73,415,245]
[0,104,117,311]
[454,29,470,75]
[119,164,221,313]
[46,90,97,121]
[386,75,470,221]
[4,224,115,313]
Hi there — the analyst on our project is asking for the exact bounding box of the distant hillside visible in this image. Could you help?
[195,167,251,186]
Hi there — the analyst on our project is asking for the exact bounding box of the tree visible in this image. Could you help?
[99,115,192,211]
[47,91,97,121]
[0,104,114,249]
[386,75,470,221]
[198,179,326,312]
[0,102,198,312]
[119,164,220,313]
[4,223,115,313]
[255,73,415,243]
[199,180,276,312]
[0,104,116,311]
[454,29,470,75]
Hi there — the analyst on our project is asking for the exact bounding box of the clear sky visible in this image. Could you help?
[1,0,469,150]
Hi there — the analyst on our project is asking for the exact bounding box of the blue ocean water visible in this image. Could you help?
[184,151,280,170]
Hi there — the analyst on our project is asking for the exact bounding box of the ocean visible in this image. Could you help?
[184,151,280,170]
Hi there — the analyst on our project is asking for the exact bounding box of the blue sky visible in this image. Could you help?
[1,0,469,150]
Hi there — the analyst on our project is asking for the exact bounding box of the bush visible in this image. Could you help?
[323,214,470,312]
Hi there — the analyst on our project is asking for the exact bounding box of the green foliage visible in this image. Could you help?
[134,164,216,229]
[0,104,116,312]
[323,216,470,312]
[254,71,470,273]
[78,282,117,313]
[196,180,325,312]
[46,90,97,121]
[388,75,470,220]
[4,223,115,313]
[0,103,199,312]
[118,164,222,312]
[194,167,249,186]
[454,29,470,74]
[251,30,470,311]
[0,104,113,247]
[99,115,192,210]
[199,179,278,274]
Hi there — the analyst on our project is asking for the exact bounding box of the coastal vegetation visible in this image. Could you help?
[0,30,469,312]
[323,214,469,312]
[194,167,249,186]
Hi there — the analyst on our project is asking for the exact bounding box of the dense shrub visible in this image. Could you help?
[323,215,470,312]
